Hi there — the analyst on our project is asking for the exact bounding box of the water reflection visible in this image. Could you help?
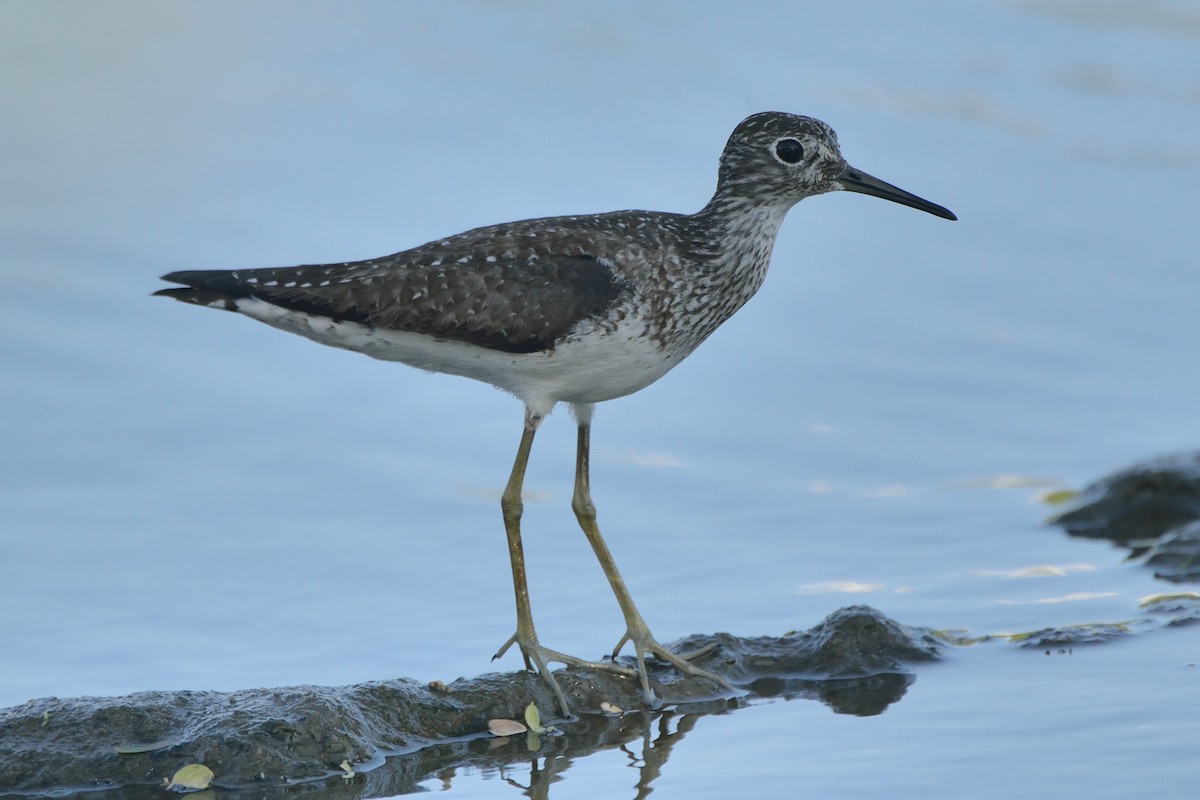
[743,672,914,717]
[496,710,705,800]
[400,677,913,799]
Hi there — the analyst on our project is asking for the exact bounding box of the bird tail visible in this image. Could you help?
[153,270,248,310]
[151,286,241,311]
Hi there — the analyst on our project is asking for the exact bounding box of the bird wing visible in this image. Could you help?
[157,234,631,354]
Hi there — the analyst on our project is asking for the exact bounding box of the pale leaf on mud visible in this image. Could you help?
[116,738,178,755]
[487,718,527,736]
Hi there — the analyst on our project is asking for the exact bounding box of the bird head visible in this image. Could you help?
[716,111,956,221]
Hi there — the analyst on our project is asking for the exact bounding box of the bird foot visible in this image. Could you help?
[493,631,637,716]
[610,628,733,708]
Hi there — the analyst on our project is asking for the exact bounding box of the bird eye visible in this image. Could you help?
[774,138,804,164]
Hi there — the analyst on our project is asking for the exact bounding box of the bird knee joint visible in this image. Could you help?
[571,495,596,521]
[501,492,523,522]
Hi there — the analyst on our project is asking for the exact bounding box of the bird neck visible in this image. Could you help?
[686,193,793,284]
[693,190,792,243]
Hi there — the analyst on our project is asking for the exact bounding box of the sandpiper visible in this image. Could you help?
[156,111,956,714]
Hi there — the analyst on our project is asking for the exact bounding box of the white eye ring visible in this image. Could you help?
[772,137,805,165]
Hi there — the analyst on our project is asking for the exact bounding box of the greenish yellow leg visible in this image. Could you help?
[569,406,732,707]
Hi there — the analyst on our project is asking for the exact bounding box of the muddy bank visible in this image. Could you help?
[1051,450,1200,581]
[0,606,937,797]
[9,452,1200,799]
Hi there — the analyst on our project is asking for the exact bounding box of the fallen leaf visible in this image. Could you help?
[523,702,545,734]
[116,738,178,755]
[165,763,214,792]
[599,701,623,716]
[487,718,527,737]
[1040,489,1078,505]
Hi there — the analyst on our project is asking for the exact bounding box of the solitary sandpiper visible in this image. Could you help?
[156,111,956,715]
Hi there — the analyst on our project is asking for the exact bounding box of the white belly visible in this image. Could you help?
[234,298,681,416]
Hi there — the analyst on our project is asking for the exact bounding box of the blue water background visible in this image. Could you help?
[2,2,1198,797]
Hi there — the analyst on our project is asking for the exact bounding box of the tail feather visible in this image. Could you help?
[154,271,246,310]
[151,287,239,310]
[159,270,246,291]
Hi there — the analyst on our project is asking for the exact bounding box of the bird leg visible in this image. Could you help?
[570,412,733,707]
[492,407,635,716]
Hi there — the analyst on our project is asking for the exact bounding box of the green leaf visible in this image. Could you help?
[523,702,545,734]
[1040,489,1078,506]
[166,764,214,792]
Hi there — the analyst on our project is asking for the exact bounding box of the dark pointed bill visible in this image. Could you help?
[838,166,957,221]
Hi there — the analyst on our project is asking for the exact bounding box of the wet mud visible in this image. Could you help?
[0,606,936,798]
[1051,450,1200,581]
[1010,450,1200,648]
[8,453,1200,798]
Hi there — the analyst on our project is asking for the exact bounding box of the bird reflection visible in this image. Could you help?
[401,674,913,799]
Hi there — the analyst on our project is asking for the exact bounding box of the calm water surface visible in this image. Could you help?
[2,1,1198,797]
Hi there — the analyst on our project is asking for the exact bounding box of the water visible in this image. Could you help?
[2,1,1198,797]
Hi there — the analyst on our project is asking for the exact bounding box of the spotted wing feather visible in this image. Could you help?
[158,243,628,354]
